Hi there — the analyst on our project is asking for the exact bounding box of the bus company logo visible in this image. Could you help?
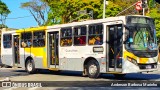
[2,82,12,87]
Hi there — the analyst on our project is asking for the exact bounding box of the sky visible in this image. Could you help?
[2,0,38,29]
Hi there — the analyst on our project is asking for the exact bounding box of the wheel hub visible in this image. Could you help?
[89,64,97,75]
[27,62,32,71]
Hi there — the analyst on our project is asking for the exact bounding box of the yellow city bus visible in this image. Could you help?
[1,15,159,78]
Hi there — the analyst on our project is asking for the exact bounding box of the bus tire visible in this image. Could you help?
[25,60,36,74]
[87,60,100,78]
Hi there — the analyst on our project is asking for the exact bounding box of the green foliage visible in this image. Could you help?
[149,9,160,38]
[148,0,156,8]
[104,1,122,17]
[108,0,138,16]
[42,0,160,41]
[44,0,90,24]
[147,1,160,39]
[0,0,10,25]
[43,0,122,24]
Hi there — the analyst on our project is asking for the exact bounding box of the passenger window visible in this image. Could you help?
[60,28,72,46]
[74,26,86,45]
[3,34,12,48]
[88,24,103,45]
[21,32,32,48]
[33,31,45,47]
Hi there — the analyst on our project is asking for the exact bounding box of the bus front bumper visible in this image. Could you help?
[122,60,158,73]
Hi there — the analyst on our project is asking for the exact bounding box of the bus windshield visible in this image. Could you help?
[125,16,157,51]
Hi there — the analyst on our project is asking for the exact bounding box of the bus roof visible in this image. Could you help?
[2,15,151,33]
[47,15,151,29]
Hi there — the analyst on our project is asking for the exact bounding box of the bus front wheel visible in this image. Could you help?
[25,60,36,74]
[87,60,100,78]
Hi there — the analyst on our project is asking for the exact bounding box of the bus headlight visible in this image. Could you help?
[127,56,137,65]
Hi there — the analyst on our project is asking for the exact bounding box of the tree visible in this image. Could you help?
[43,0,122,24]
[21,0,49,26]
[43,0,87,24]
[111,0,141,16]
[0,0,10,28]
[147,1,160,39]
[148,0,156,8]
[0,24,7,29]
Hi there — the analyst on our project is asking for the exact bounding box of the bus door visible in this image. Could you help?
[48,32,59,68]
[13,35,20,67]
[107,24,123,72]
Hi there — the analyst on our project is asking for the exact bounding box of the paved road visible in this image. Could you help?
[0,67,160,90]
[1,66,160,80]
[0,67,160,81]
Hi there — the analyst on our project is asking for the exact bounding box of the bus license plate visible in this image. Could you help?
[146,65,151,69]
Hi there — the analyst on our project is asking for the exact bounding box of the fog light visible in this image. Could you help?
[127,56,137,65]
[131,59,137,65]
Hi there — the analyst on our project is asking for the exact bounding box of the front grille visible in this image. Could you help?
[138,63,157,69]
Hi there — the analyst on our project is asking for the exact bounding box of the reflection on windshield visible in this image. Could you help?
[126,26,157,51]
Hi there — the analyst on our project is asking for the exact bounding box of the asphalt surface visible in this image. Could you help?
[0,65,160,90]
[0,68,160,80]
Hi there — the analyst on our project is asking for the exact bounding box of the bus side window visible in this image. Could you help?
[88,24,103,45]
[95,36,102,45]
[3,34,12,48]
[67,38,72,45]
[21,40,27,48]
[21,32,32,48]
[60,28,72,46]
[74,26,86,46]
[89,36,96,45]
[26,40,32,47]
[33,31,45,47]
